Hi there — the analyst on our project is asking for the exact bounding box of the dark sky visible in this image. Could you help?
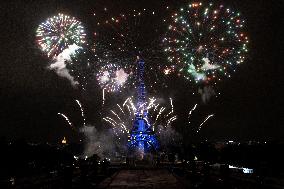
[0,0,283,143]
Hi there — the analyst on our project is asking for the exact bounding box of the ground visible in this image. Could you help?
[99,169,184,189]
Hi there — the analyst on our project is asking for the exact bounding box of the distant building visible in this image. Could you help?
[61,136,67,144]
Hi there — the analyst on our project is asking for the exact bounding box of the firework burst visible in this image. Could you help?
[96,63,130,92]
[103,97,177,141]
[93,8,170,91]
[36,13,86,58]
[163,2,249,84]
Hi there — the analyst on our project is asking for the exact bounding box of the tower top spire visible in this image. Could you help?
[136,58,146,115]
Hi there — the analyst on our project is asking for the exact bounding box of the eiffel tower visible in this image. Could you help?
[128,58,159,154]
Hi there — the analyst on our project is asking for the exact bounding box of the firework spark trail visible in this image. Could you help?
[197,114,214,133]
[126,105,133,117]
[105,117,118,125]
[146,97,157,110]
[117,104,125,114]
[154,104,159,111]
[123,97,131,107]
[58,113,73,128]
[166,115,177,127]
[120,123,129,133]
[170,98,174,112]
[154,107,166,125]
[104,114,128,133]
[129,99,136,112]
[188,104,198,124]
[102,88,105,105]
[117,121,128,132]
[110,110,122,122]
[166,98,174,117]
[103,117,117,127]
[75,99,86,126]
[104,96,177,140]
[138,102,147,111]
[102,118,114,126]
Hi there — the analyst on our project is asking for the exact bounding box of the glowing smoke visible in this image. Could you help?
[115,68,129,85]
[48,44,81,86]
[198,86,216,104]
[156,125,181,151]
[80,126,116,158]
[201,58,220,71]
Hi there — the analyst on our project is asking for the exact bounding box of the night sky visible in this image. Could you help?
[0,0,283,143]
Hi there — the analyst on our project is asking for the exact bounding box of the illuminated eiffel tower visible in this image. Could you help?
[128,58,159,154]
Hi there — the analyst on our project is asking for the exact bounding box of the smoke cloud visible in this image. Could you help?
[80,125,116,158]
[198,85,216,104]
[156,125,181,152]
[48,44,80,86]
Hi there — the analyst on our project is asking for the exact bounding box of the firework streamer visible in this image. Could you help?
[154,107,166,125]
[129,99,136,113]
[165,98,174,117]
[188,104,198,124]
[148,98,157,110]
[197,114,214,133]
[123,97,131,107]
[102,88,105,105]
[111,110,122,122]
[57,113,74,129]
[154,104,160,111]
[170,98,174,113]
[126,105,133,118]
[166,115,177,127]
[117,104,125,115]
[103,117,117,127]
[75,99,86,126]
[103,96,177,140]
